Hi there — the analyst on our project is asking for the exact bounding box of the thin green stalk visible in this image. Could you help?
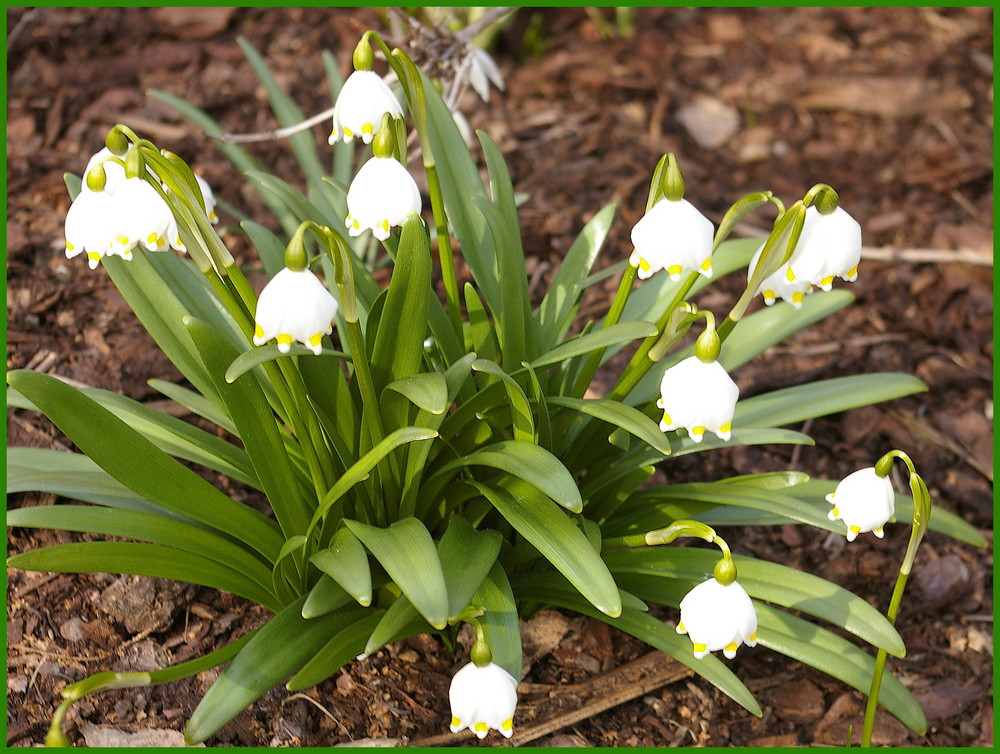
[571,264,637,397]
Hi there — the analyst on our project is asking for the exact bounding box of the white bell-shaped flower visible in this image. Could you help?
[629,197,715,281]
[106,177,174,258]
[747,242,812,309]
[65,189,115,269]
[329,70,403,145]
[657,356,739,443]
[676,577,758,659]
[449,662,518,740]
[826,467,895,542]
[252,267,339,355]
[787,205,862,291]
[345,156,421,241]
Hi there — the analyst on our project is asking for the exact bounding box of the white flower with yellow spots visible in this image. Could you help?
[252,267,339,355]
[826,467,895,542]
[629,197,715,281]
[64,189,115,269]
[657,356,739,443]
[345,156,421,241]
[747,242,812,309]
[106,177,174,258]
[448,662,518,740]
[676,577,758,660]
[788,205,862,291]
[328,70,403,146]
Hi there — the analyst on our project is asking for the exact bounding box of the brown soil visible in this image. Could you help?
[6,7,993,748]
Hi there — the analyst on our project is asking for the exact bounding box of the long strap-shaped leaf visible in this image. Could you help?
[604,547,904,657]
[7,370,282,562]
[184,597,369,744]
[7,505,274,596]
[7,542,279,612]
[472,479,621,618]
[186,317,312,540]
[343,518,449,630]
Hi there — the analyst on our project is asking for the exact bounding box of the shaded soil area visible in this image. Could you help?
[6,7,993,747]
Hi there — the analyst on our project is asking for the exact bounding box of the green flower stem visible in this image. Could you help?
[608,272,700,402]
[571,264,637,397]
[425,163,464,340]
[861,454,932,747]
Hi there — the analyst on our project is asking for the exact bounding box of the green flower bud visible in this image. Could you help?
[813,186,840,215]
[694,326,721,363]
[284,231,309,272]
[353,34,375,71]
[470,637,493,668]
[660,153,685,202]
[124,146,144,179]
[85,164,107,192]
[371,112,396,159]
[713,556,738,586]
[106,127,130,156]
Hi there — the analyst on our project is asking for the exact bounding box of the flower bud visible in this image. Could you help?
[124,146,144,179]
[713,556,737,586]
[85,164,107,192]
[105,127,129,156]
[660,153,685,202]
[694,326,721,363]
[353,35,375,72]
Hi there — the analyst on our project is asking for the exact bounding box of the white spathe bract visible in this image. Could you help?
[329,70,403,145]
[629,197,715,281]
[345,156,421,241]
[253,267,339,355]
[448,662,518,740]
[826,467,895,542]
[657,356,739,443]
[676,577,758,660]
[749,205,862,308]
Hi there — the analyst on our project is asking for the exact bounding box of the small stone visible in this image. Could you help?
[676,96,740,149]
[59,616,86,642]
[915,554,970,603]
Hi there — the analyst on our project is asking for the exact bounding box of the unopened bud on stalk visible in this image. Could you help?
[694,324,721,363]
[85,164,107,192]
[713,556,738,586]
[284,232,309,272]
[372,112,396,159]
[105,127,129,157]
[353,34,375,71]
[660,153,685,202]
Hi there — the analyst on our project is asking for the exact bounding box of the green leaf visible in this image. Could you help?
[734,373,928,428]
[7,447,162,513]
[8,542,279,611]
[464,283,499,360]
[287,610,385,691]
[362,593,428,656]
[7,505,274,597]
[310,527,373,607]
[343,518,450,629]
[384,372,449,416]
[513,575,760,717]
[185,597,367,744]
[83,388,259,490]
[186,317,311,539]
[371,215,432,390]
[225,343,350,384]
[301,575,355,619]
[530,321,658,370]
[604,547,905,657]
[7,370,282,562]
[474,562,522,679]
[310,427,439,528]
[547,396,671,456]
[536,203,617,352]
[471,359,534,443]
[246,170,329,228]
[472,480,621,618]
[242,219,287,277]
[437,516,503,621]
[436,440,582,513]
[148,379,237,435]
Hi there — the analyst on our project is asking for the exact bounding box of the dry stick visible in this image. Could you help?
[408,651,692,747]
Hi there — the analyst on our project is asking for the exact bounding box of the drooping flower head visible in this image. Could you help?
[657,355,739,443]
[448,661,518,740]
[677,576,758,659]
[329,69,404,146]
[749,198,862,308]
[345,156,421,241]
[826,466,895,542]
[629,197,715,281]
[252,267,339,355]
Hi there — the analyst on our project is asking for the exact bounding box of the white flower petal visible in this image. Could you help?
[826,467,895,541]
[65,189,114,265]
[345,156,421,239]
[253,267,339,355]
[657,356,739,442]
[678,578,758,659]
[448,662,518,740]
[629,197,714,282]
[330,70,403,146]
